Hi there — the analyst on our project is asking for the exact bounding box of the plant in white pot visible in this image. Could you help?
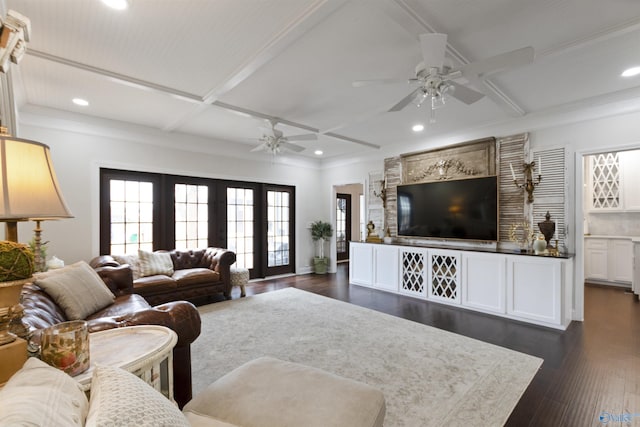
[311,220,333,274]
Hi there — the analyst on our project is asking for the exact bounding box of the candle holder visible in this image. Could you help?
[510,159,542,203]
[373,177,387,208]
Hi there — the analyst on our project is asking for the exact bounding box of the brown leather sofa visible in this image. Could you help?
[90,247,237,306]
[20,268,201,409]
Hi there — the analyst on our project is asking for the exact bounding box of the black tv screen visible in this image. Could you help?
[397,176,498,241]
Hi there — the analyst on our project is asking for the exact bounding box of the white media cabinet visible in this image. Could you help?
[349,241,574,330]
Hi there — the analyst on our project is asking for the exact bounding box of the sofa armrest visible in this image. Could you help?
[205,247,237,271]
[89,301,201,347]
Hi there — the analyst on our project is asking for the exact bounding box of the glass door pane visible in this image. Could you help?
[227,187,255,270]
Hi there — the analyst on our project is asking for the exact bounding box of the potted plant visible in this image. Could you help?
[310,220,333,274]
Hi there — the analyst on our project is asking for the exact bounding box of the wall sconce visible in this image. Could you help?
[510,158,542,203]
[373,176,387,208]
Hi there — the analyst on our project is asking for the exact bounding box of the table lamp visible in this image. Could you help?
[0,126,73,346]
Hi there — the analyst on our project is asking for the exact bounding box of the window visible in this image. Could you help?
[227,187,254,269]
[174,183,208,250]
[108,179,154,254]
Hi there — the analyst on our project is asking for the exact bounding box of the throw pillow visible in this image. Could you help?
[113,254,142,280]
[0,357,89,426]
[138,249,174,277]
[35,261,115,320]
[85,364,190,427]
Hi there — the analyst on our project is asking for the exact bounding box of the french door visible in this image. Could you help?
[100,169,294,278]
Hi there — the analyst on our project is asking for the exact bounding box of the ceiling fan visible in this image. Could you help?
[251,119,317,155]
[353,33,534,122]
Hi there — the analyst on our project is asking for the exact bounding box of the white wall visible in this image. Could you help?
[11,103,640,319]
[7,116,324,274]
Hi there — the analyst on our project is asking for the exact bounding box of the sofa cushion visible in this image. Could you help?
[139,249,174,277]
[0,357,89,426]
[183,356,386,427]
[133,275,177,294]
[34,261,115,320]
[113,254,142,280]
[87,294,153,319]
[86,364,190,427]
[172,268,220,287]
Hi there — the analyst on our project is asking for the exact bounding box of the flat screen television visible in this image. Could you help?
[397,176,498,242]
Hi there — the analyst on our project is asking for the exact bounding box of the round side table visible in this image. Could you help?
[73,325,177,400]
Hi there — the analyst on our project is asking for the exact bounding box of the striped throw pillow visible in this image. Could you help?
[138,250,174,277]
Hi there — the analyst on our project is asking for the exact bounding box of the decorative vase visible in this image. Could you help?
[533,236,547,255]
[538,211,556,249]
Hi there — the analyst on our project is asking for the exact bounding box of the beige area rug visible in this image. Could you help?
[192,288,542,427]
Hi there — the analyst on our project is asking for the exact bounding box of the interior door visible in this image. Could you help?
[336,193,351,261]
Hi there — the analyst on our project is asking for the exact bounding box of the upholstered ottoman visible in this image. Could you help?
[229,267,249,297]
[183,357,386,427]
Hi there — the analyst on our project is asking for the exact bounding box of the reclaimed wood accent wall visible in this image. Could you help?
[380,134,528,245]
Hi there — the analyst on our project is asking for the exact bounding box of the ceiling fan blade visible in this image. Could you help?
[286,133,317,142]
[448,81,485,105]
[419,33,447,69]
[280,141,305,153]
[461,46,534,79]
[352,78,410,88]
[388,88,420,112]
[250,144,267,152]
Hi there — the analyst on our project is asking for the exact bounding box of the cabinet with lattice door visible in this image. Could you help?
[399,247,428,297]
[588,152,621,211]
[427,249,461,305]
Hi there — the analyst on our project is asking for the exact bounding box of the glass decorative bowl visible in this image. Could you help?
[40,320,90,376]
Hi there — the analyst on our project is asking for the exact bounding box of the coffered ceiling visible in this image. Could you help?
[6,0,640,162]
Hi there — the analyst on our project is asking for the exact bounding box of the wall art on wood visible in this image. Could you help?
[401,137,496,184]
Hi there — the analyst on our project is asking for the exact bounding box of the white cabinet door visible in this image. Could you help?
[349,243,373,287]
[621,150,640,211]
[506,256,562,325]
[373,245,399,292]
[588,153,621,211]
[609,239,633,283]
[584,239,608,281]
[398,247,428,297]
[462,252,506,314]
[428,249,461,305]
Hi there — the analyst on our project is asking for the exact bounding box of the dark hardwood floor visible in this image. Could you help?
[228,264,640,427]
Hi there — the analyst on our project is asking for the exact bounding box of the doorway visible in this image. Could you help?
[582,149,640,293]
[334,183,364,264]
[336,193,351,261]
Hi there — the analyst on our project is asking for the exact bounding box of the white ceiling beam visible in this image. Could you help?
[26,48,379,150]
[27,49,203,103]
[162,0,349,133]
[536,16,640,59]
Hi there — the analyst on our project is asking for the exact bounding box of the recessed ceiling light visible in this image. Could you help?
[412,124,424,132]
[101,0,129,10]
[621,66,640,77]
[314,150,323,156]
[72,98,89,106]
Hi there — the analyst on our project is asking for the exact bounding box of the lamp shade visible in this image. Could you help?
[0,136,73,220]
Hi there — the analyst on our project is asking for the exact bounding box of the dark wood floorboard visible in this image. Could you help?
[223,264,640,427]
